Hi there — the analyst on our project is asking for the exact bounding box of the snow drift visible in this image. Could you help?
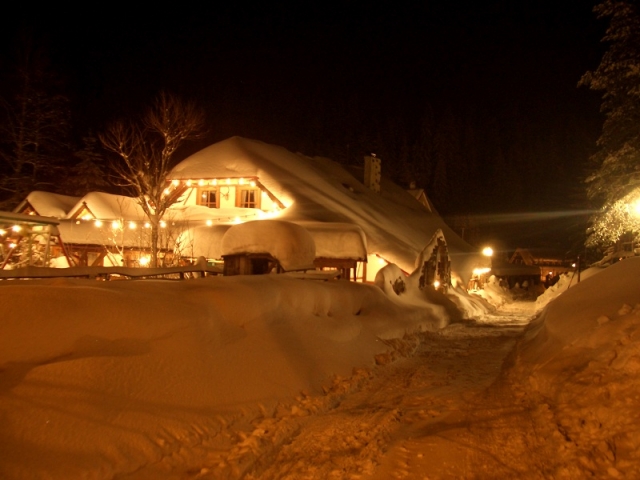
[504,257,640,478]
[0,275,445,478]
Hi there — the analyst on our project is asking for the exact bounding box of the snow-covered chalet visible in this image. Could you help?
[3,137,483,284]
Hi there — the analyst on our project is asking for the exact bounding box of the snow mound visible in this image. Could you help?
[374,262,491,326]
[221,220,316,271]
[504,257,640,477]
[472,275,513,308]
[0,275,447,478]
[535,272,574,309]
[521,258,640,367]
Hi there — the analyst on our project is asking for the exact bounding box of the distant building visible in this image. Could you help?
[509,247,574,283]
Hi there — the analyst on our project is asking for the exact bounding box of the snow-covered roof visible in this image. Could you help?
[170,136,481,281]
[407,188,437,213]
[221,220,316,271]
[14,191,80,218]
[175,224,232,259]
[166,204,267,224]
[66,192,147,221]
[298,221,367,260]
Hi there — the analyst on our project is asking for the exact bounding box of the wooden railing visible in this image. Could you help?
[0,265,223,281]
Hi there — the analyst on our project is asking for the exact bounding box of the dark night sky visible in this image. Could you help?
[1,1,608,256]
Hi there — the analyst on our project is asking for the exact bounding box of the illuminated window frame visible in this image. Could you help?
[236,187,261,209]
[199,188,219,208]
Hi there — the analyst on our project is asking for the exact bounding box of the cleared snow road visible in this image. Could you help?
[235,301,538,480]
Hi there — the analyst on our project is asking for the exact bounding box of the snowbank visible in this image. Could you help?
[0,275,448,478]
[375,262,491,323]
[505,257,640,477]
[472,275,513,308]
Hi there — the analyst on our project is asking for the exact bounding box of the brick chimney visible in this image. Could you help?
[364,155,381,193]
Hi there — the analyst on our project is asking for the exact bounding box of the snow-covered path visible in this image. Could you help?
[231,301,538,480]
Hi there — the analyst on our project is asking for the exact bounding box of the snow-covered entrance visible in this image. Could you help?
[221,220,316,274]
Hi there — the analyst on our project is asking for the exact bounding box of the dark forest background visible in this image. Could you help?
[0,2,605,257]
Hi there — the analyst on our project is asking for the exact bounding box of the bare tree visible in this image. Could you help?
[99,92,205,267]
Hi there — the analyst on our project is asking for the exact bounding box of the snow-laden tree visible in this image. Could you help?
[587,190,640,246]
[580,0,640,246]
[100,92,205,267]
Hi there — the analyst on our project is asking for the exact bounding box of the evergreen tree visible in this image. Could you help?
[62,135,112,196]
[579,0,640,245]
[0,40,71,208]
[411,105,436,190]
[431,110,463,213]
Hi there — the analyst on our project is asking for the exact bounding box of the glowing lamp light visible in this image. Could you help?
[226,178,231,185]
[482,247,493,257]
[198,179,205,186]
[94,220,103,228]
[81,214,92,221]
[160,220,167,228]
[186,180,192,187]
[111,220,121,229]
[205,219,213,226]
[632,199,640,216]
[144,222,151,229]
[250,180,256,187]
[0,229,6,236]
[212,179,218,186]
[128,221,137,230]
[239,178,245,185]
[234,216,242,224]
[9,242,17,249]
[472,267,491,276]
[12,225,21,233]
[433,280,441,289]
[172,179,180,186]
[163,188,170,195]
[139,256,150,266]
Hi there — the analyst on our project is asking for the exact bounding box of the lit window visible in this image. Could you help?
[199,189,218,208]
[237,188,261,209]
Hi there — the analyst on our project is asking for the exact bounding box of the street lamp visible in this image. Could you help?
[482,246,493,257]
